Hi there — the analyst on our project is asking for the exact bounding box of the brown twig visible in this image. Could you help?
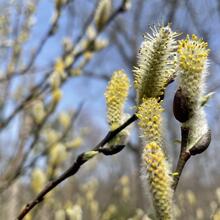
[17,114,137,219]
[0,96,57,192]
[172,126,191,190]
[1,100,85,194]
[0,0,65,83]
[172,125,211,190]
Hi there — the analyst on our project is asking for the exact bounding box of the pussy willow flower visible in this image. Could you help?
[52,88,63,103]
[66,137,82,149]
[58,112,70,128]
[134,25,178,104]
[176,34,211,152]
[49,143,67,165]
[178,34,209,112]
[66,205,82,220]
[105,70,129,130]
[142,141,173,220]
[32,100,45,124]
[136,98,163,144]
[31,168,46,193]
[95,0,112,32]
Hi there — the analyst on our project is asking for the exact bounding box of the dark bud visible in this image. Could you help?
[100,145,125,155]
[189,130,211,155]
[173,88,191,123]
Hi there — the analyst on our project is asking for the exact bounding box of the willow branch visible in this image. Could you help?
[17,114,137,220]
[0,1,128,130]
[172,126,191,190]
[173,123,211,191]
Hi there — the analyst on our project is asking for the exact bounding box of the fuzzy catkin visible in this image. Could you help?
[49,143,67,165]
[95,0,112,32]
[31,168,46,193]
[177,35,210,150]
[178,34,209,112]
[136,98,163,145]
[142,142,173,220]
[137,98,173,219]
[105,70,129,130]
[134,25,178,104]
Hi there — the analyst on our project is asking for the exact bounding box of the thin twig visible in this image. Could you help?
[17,114,137,219]
[0,72,51,130]
[0,0,128,130]
[172,126,191,190]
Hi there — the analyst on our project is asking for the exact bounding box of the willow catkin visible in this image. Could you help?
[136,98,163,145]
[175,35,210,151]
[95,0,112,32]
[178,34,209,112]
[143,142,173,220]
[133,25,178,104]
[105,70,129,130]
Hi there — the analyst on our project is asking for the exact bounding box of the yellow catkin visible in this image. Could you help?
[136,98,163,144]
[66,137,82,149]
[54,58,65,76]
[55,210,65,220]
[52,88,63,103]
[49,58,66,89]
[44,128,60,144]
[49,143,67,165]
[66,205,82,220]
[143,142,173,220]
[105,70,129,130]
[31,168,46,193]
[213,209,220,220]
[178,34,209,110]
[24,213,32,220]
[177,35,210,152]
[134,25,179,104]
[32,100,45,124]
[58,112,70,128]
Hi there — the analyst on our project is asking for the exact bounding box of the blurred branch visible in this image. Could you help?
[83,71,110,81]
[0,100,84,194]
[0,71,51,130]
[0,0,67,84]
[0,1,130,186]
[0,94,58,192]
[17,114,137,219]
[22,102,84,175]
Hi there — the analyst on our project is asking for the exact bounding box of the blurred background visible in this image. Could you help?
[0,0,220,219]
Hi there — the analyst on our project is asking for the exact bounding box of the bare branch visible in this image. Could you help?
[17,114,137,219]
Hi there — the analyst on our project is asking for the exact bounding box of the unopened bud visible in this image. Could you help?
[173,88,191,123]
[189,129,211,155]
[100,145,125,155]
[83,151,98,161]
